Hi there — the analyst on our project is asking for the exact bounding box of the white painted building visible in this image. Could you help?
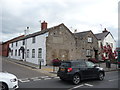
[95,28,116,60]
[9,21,49,65]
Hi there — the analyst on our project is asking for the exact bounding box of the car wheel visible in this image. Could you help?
[72,74,81,85]
[0,82,8,90]
[98,72,104,81]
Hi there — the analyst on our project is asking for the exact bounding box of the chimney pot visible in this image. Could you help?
[41,21,47,30]
[102,28,108,33]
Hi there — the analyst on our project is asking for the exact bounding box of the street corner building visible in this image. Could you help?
[8,21,116,66]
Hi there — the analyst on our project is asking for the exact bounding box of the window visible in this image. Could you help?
[110,43,113,48]
[86,61,95,68]
[15,49,17,56]
[106,42,108,46]
[32,49,35,58]
[23,40,25,45]
[12,43,13,47]
[16,41,18,46]
[27,49,29,58]
[88,37,92,43]
[32,37,35,43]
[38,48,42,58]
[86,49,91,56]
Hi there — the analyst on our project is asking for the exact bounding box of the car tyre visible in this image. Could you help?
[0,82,8,90]
[98,72,104,81]
[72,74,81,85]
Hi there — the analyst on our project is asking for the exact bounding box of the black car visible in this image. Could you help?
[57,60,105,85]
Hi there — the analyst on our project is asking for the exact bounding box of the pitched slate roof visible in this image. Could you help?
[11,23,66,43]
[74,30,91,38]
[95,32,109,40]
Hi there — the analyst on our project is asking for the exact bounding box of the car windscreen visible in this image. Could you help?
[60,62,71,67]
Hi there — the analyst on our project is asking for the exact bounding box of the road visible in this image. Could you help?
[1,57,119,89]
[2,57,45,79]
[18,71,119,89]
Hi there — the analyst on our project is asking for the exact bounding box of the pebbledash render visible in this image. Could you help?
[8,21,115,66]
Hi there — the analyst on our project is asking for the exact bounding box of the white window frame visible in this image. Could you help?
[86,49,91,56]
[38,48,42,58]
[32,49,35,58]
[27,49,29,58]
[88,37,92,43]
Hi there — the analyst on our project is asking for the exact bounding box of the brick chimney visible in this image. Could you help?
[41,21,47,30]
[102,28,108,33]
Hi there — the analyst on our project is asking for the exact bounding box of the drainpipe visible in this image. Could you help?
[24,27,29,62]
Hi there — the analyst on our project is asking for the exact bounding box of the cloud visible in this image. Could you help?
[1,0,118,44]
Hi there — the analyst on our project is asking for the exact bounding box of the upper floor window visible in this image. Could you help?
[23,39,25,45]
[12,43,13,47]
[16,41,18,46]
[110,43,113,48]
[32,37,36,43]
[32,49,35,58]
[88,37,93,43]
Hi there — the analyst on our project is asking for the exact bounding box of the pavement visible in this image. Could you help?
[3,57,119,77]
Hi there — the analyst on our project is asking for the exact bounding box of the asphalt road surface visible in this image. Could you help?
[19,71,119,89]
[2,57,45,79]
[1,57,119,89]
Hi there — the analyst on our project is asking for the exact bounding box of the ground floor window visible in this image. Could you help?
[38,48,42,58]
[27,49,29,58]
[11,50,13,56]
[32,49,35,58]
[86,49,91,56]
[18,49,20,56]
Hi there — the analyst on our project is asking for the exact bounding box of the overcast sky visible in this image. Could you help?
[1,0,119,46]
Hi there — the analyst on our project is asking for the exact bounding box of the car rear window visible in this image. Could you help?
[61,62,71,67]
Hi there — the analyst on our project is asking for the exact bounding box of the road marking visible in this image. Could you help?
[54,77,59,79]
[41,76,49,78]
[33,79,41,81]
[84,83,93,87]
[31,77,39,79]
[68,84,84,90]
[109,78,120,82]
[44,78,52,80]
[18,79,30,83]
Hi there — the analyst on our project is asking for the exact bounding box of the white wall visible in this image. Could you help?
[26,33,48,65]
[9,40,24,60]
[9,32,48,65]
[103,33,116,52]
